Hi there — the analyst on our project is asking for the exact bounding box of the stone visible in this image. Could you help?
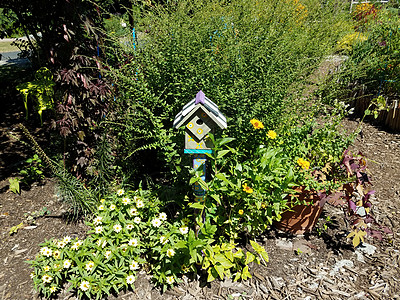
[358,243,376,255]
[329,259,354,276]
[275,239,293,251]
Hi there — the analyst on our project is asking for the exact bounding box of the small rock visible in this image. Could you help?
[293,240,312,255]
[14,248,28,255]
[276,239,293,251]
[358,243,376,255]
[270,276,285,289]
[354,250,365,263]
[329,259,354,276]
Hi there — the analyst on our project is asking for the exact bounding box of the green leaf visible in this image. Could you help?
[214,253,234,269]
[245,252,255,265]
[234,272,241,282]
[9,178,20,194]
[207,267,216,282]
[250,240,266,254]
[218,137,235,147]
[215,173,234,187]
[189,177,199,185]
[214,264,225,280]
[217,149,230,159]
[210,194,221,205]
[241,265,252,280]
[189,202,204,209]
[9,222,24,235]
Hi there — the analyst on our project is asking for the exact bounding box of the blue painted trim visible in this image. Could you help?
[184,149,212,154]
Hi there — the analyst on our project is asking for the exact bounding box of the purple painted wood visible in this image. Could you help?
[195,90,205,105]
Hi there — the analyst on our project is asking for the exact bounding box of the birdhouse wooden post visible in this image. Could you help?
[173,90,227,202]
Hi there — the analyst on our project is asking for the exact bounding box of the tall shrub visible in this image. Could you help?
[104,0,350,184]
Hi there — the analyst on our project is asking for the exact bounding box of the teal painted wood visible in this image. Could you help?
[184,149,212,154]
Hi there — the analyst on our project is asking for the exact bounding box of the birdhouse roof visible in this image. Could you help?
[173,91,227,129]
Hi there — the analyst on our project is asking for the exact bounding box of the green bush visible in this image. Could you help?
[29,188,268,298]
[103,0,351,184]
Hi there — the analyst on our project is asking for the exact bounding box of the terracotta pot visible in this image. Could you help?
[273,187,323,235]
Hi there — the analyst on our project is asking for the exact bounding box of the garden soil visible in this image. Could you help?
[1,65,400,299]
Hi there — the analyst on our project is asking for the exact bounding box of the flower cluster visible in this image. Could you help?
[297,158,310,170]
[29,188,198,298]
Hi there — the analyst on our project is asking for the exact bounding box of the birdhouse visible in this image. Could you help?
[173,90,227,154]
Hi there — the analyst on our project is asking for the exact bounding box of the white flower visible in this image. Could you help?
[50,286,57,293]
[130,260,139,270]
[133,217,141,224]
[166,248,175,258]
[40,247,52,257]
[63,236,71,244]
[102,239,107,248]
[159,212,167,221]
[79,281,90,291]
[30,272,35,279]
[179,226,189,235]
[166,276,175,285]
[136,199,144,208]
[113,224,122,233]
[126,224,134,230]
[104,250,112,259]
[43,265,50,272]
[42,274,52,284]
[160,236,168,244]
[126,274,135,284]
[121,22,127,28]
[109,204,116,211]
[71,240,83,250]
[85,261,95,272]
[93,216,103,225]
[122,197,131,205]
[128,238,138,247]
[63,260,71,269]
[130,207,138,216]
[98,204,105,211]
[94,226,103,234]
[117,189,124,196]
[57,240,66,248]
[152,218,162,227]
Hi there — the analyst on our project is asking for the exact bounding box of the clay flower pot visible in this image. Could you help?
[273,186,324,235]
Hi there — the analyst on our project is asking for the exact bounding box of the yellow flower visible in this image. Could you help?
[238,209,244,215]
[266,130,277,139]
[250,119,264,129]
[242,183,254,194]
[50,286,57,293]
[297,158,310,170]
